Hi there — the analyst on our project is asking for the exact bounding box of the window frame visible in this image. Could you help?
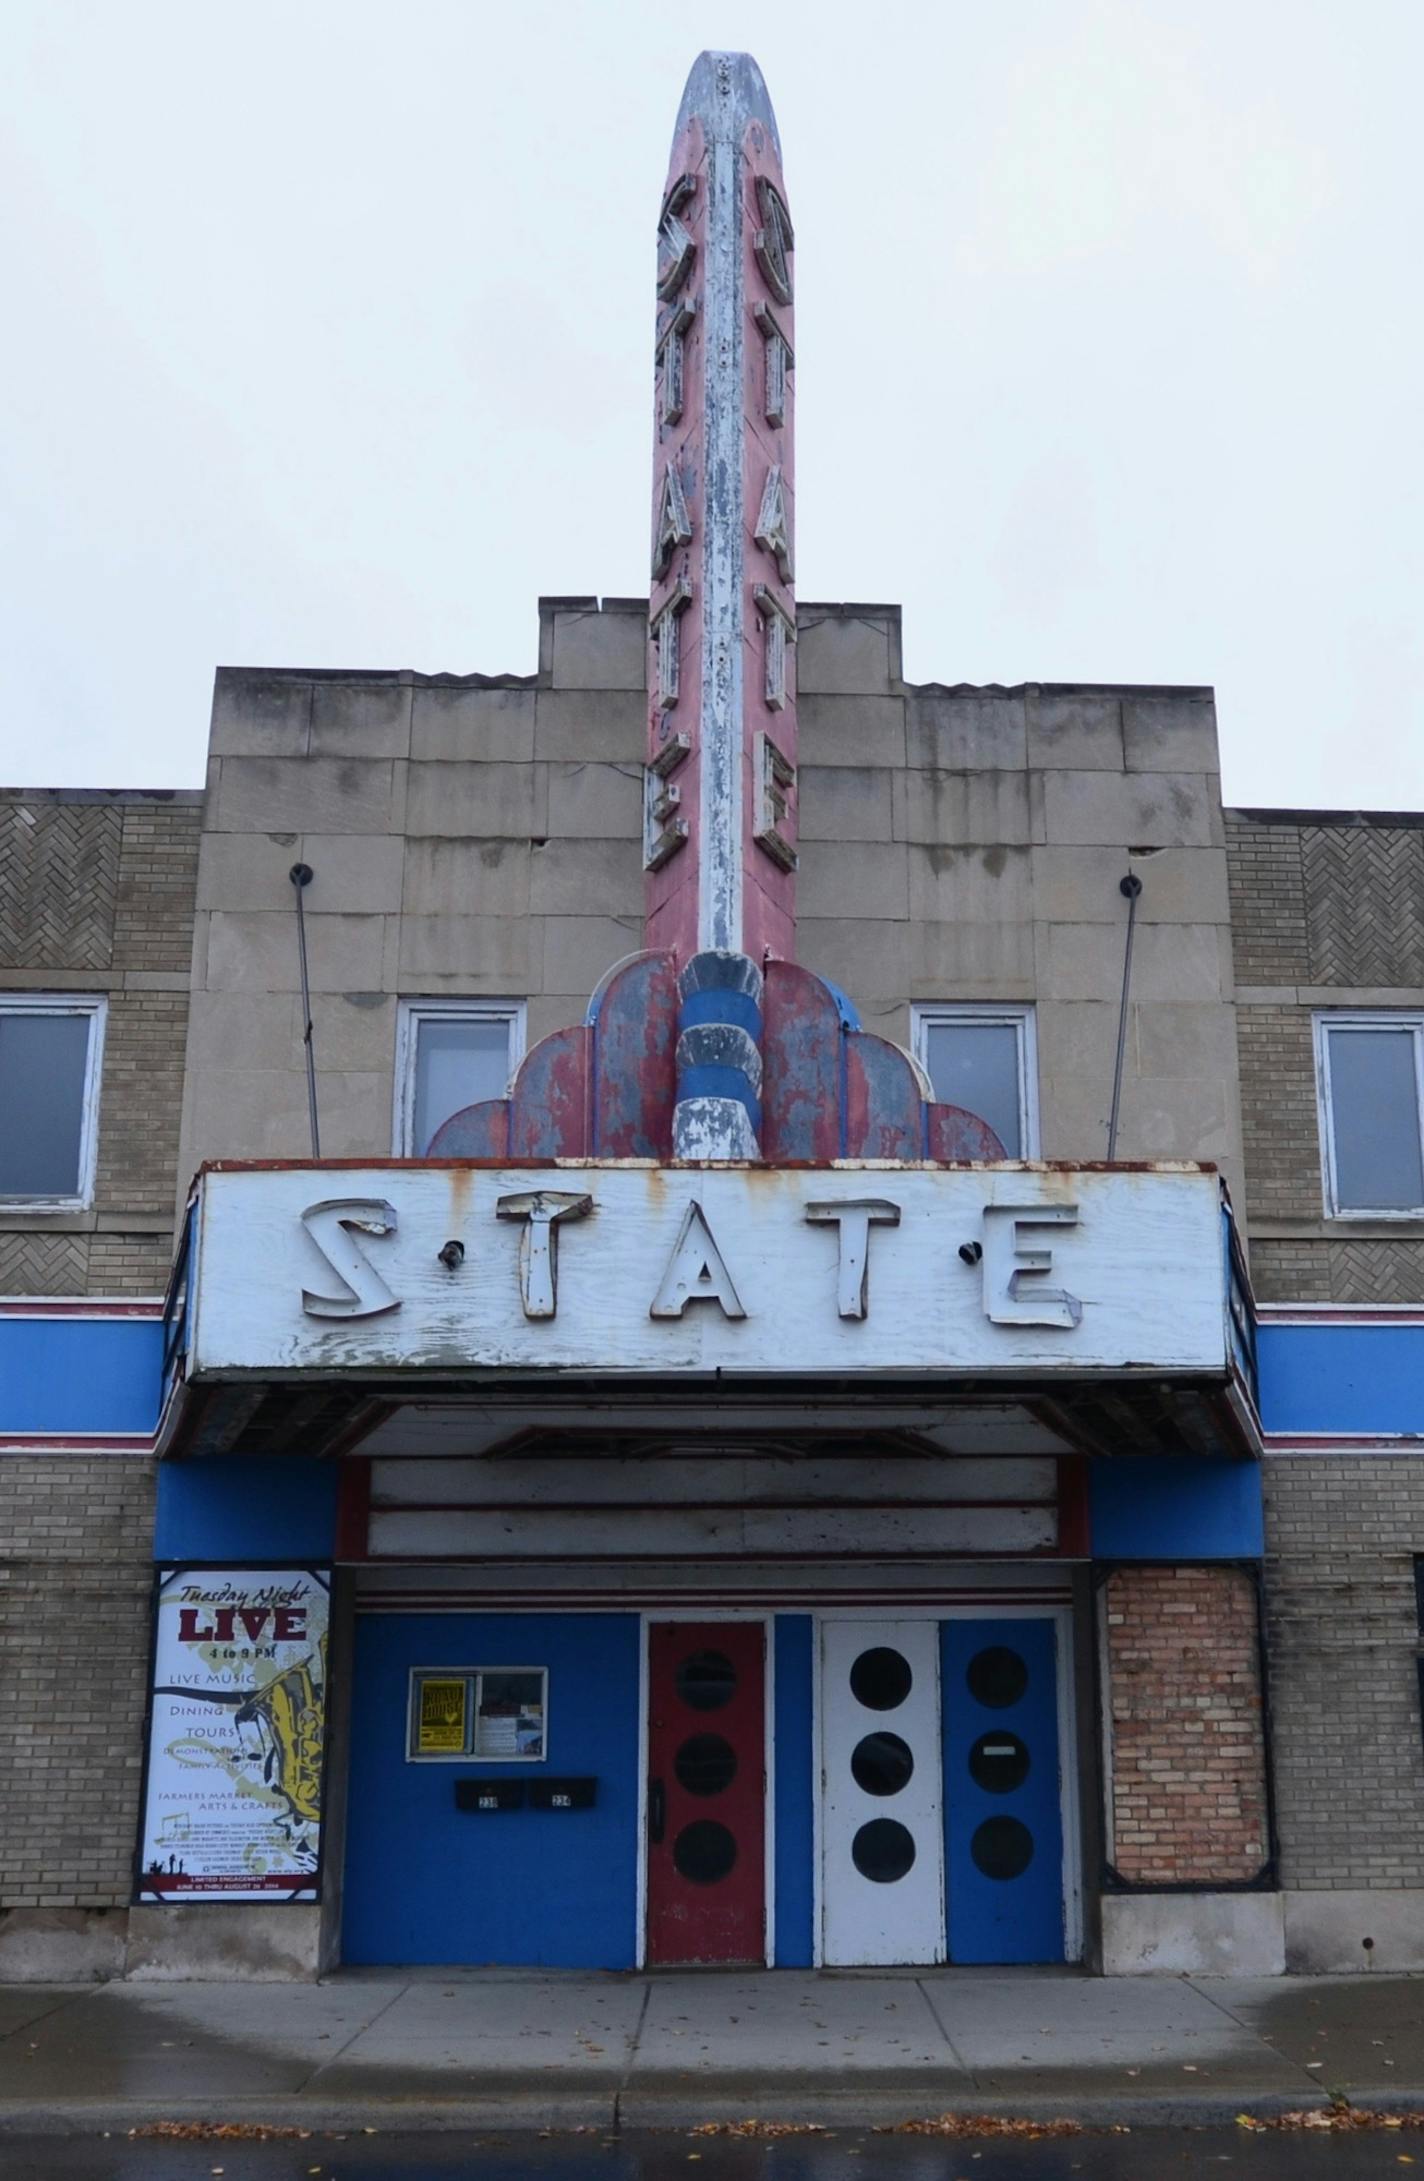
[405,1664,549,1764]
[393,997,526,1158]
[0,993,107,1212]
[1314,1009,1424,1220]
[910,1002,1039,1160]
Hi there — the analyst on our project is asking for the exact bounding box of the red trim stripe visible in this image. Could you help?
[0,1299,163,1319]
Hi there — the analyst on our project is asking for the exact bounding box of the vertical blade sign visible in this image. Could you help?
[645,53,799,969]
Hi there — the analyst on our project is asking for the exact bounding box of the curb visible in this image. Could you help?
[0,2088,1349,2138]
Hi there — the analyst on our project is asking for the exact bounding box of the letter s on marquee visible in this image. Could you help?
[299,1198,401,1319]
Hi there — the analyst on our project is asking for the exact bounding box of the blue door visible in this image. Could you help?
[942,1617,1066,1964]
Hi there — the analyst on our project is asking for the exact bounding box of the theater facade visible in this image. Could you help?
[3,53,1423,1985]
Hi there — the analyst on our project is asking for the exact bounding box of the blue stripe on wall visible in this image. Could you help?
[154,1458,339,1561]
[0,1317,162,1435]
[1258,1322,1424,1438]
[1088,1456,1264,1559]
[773,1613,814,1968]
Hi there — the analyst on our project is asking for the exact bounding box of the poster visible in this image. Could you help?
[415,1677,468,1755]
[137,1568,329,1903]
[475,1669,545,1759]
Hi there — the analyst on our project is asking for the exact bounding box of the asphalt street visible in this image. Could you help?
[7,2126,1424,2181]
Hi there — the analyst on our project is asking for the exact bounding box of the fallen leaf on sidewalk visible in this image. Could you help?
[690,2121,829,2138]
[879,2116,1085,2139]
[130,2125,310,2142]
[1236,2111,1424,2133]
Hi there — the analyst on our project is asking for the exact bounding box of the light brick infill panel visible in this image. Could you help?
[1104,1564,1269,1886]
[1265,1457,1424,1890]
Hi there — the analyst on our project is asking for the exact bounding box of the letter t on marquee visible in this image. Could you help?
[645,53,799,971]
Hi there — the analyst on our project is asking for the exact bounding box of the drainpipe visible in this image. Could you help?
[289,863,321,1159]
[1106,872,1143,1161]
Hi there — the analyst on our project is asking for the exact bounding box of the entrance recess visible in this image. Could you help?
[821,1619,945,1966]
[942,1617,1065,1963]
[646,1621,766,1965]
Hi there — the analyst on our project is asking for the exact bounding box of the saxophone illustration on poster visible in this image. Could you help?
[137,1568,330,1902]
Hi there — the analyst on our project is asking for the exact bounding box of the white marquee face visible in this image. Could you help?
[186,1164,1228,1383]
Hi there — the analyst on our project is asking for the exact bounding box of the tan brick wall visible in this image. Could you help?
[1104,1565,1269,1885]
[0,1458,154,1909]
[1264,1458,1424,1890]
[1234,1004,1320,1226]
[1226,818,1309,986]
[0,795,198,1928]
[1226,810,1424,1307]
[0,791,201,1299]
[0,793,199,1291]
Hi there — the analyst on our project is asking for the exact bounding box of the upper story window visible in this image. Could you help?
[1315,1012,1424,1217]
[912,1004,1038,1159]
[0,995,107,1210]
[395,1000,525,1156]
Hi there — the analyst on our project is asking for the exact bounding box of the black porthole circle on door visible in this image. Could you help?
[966,1645,1028,1710]
[850,1730,915,1797]
[674,1733,738,1797]
[676,1650,738,1711]
[970,1815,1034,1880]
[849,1646,913,1711]
[851,1817,917,1883]
[968,1730,1030,1794]
[673,1818,738,1884]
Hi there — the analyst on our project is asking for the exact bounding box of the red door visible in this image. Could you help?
[646,1621,766,1966]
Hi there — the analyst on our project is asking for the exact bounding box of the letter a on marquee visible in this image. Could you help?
[649,1200,747,1319]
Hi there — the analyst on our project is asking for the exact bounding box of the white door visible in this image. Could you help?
[820,1619,945,1966]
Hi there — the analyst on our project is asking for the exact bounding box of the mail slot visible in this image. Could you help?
[454,1778,525,1813]
[529,1777,597,1811]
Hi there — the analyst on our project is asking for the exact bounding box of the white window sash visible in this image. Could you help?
[0,994,107,1212]
[909,1003,1039,1159]
[393,999,526,1157]
[1315,1011,1424,1219]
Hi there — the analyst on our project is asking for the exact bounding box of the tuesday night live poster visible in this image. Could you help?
[138,1569,329,1902]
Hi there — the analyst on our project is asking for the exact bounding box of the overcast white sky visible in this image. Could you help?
[1,1,1419,806]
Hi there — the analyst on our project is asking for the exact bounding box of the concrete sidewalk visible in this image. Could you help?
[3,1969,1424,2134]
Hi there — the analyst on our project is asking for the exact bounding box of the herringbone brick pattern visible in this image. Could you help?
[1325,1238,1424,1304]
[0,803,120,969]
[1304,826,1424,987]
[0,1231,90,1295]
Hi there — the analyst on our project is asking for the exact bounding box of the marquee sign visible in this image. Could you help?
[184,1163,1230,1381]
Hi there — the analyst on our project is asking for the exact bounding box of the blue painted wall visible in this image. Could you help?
[1088,1456,1264,1559]
[773,1614,814,1967]
[0,1316,161,1434]
[1258,1321,1424,1438]
[154,1458,339,1562]
[342,1613,641,1968]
